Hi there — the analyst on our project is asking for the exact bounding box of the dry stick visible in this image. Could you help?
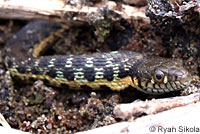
[0,0,149,25]
[0,113,11,128]
[114,93,200,120]
[76,93,200,134]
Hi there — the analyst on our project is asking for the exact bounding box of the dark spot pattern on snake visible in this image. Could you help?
[3,20,192,94]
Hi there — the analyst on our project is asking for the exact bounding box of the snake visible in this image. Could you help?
[3,20,192,94]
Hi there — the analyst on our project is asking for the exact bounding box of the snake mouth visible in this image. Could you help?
[136,78,192,94]
[135,58,192,94]
[136,72,192,94]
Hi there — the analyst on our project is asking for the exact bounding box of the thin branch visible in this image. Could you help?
[0,0,149,25]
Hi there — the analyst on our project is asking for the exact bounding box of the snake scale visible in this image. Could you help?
[3,20,192,94]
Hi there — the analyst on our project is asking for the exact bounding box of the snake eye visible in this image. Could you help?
[154,70,164,83]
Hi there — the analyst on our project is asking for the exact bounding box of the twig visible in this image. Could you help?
[114,93,200,120]
[0,0,149,25]
[76,97,200,134]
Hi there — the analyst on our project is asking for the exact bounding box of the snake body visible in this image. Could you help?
[3,21,192,94]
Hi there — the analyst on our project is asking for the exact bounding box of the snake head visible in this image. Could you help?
[134,57,192,94]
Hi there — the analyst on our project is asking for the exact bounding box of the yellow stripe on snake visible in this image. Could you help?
[3,21,192,94]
